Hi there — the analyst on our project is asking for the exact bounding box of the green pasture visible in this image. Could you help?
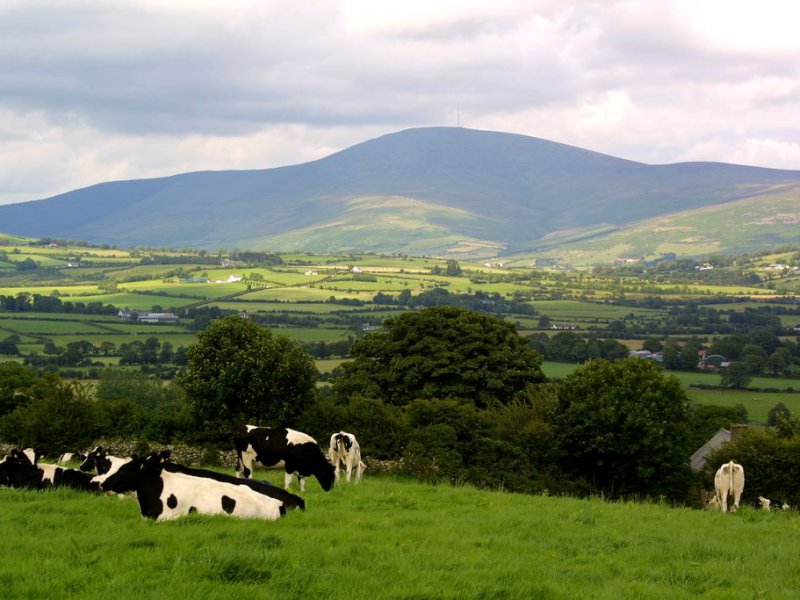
[121,281,247,299]
[316,277,415,292]
[0,317,112,335]
[101,322,191,334]
[685,389,800,425]
[534,300,664,320]
[0,284,102,297]
[780,315,800,327]
[52,333,199,348]
[2,477,800,599]
[76,255,142,264]
[265,326,351,343]
[0,312,119,322]
[207,301,366,314]
[105,264,207,281]
[6,253,69,267]
[71,293,199,311]
[208,268,327,286]
[541,361,579,379]
[244,287,375,303]
[316,358,347,373]
[669,370,800,392]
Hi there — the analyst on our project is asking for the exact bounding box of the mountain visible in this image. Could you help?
[2,126,800,258]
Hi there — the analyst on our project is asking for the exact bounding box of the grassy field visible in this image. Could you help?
[541,362,800,425]
[1,474,799,599]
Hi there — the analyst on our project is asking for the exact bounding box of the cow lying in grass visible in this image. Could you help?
[0,448,99,492]
[100,450,305,521]
[57,452,87,465]
[80,446,133,483]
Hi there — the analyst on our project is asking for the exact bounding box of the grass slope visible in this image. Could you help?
[532,184,800,264]
[1,476,799,599]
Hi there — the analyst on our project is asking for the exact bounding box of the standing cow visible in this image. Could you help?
[233,425,335,492]
[328,431,364,483]
[100,450,305,521]
[714,460,745,513]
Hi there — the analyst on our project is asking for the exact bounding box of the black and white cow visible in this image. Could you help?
[80,445,133,485]
[100,450,305,521]
[22,447,44,465]
[233,425,335,492]
[328,431,364,483]
[0,449,99,491]
[57,452,87,465]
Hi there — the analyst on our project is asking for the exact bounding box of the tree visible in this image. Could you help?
[0,338,19,356]
[0,375,98,455]
[768,402,791,427]
[662,339,702,371]
[95,369,168,409]
[555,358,692,499]
[0,363,38,416]
[179,315,317,440]
[445,259,462,276]
[641,337,664,353]
[331,306,545,408]
[720,362,752,390]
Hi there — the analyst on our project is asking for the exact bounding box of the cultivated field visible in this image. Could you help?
[1,239,800,425]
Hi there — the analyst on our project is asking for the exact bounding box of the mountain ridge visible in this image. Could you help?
[2,126,800,258]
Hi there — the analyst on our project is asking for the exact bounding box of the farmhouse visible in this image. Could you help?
[136,312,180,324]
[699,354,727,371]
[629,350,663,362]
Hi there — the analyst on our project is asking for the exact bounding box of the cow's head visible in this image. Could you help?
[101,450,171,494]
[79,446,106,472]
[315,454,336,491]
[335,433,353,452]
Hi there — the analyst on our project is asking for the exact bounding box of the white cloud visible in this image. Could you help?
[0,0,799,205]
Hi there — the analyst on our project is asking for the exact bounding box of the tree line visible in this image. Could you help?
[2,308,797,507]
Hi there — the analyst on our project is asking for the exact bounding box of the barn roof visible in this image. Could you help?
[690,428,732,471]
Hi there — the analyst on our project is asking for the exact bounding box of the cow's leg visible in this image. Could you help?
[284,471,294,490]
[236,455,253,479]
[356,461,364,483]
[733,491,742,513]
[345,461,353,482]
[299,476,306,492]
[720,492,728,513]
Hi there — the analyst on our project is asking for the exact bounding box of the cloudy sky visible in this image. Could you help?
[1,0,799,205]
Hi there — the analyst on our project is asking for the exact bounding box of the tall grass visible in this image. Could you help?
[1,475,799,599]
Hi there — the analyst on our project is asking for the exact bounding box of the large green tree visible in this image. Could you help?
[179,315,317,438]
[0,374,98,455]
[331,306,545,407]
[555,357,692,499]
[0,362,38,416]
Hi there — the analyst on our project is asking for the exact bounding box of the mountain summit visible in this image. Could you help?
[2,127,800,256]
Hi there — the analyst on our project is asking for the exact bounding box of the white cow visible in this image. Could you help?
[714,460,745,513]
[328,431,364,483]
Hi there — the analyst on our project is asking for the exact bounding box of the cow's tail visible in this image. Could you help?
[728,461,736,495]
